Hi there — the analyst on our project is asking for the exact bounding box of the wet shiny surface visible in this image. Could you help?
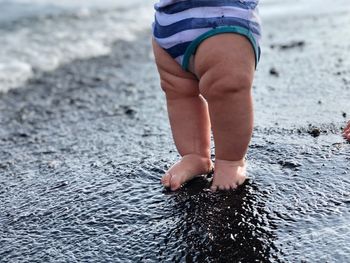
[1,3,350,262]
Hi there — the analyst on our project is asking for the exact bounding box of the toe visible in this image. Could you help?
[170,179,182,191]
[210,185,218,192]
[218,185,225,191]
[230,183,237,190]
[237,177,246,186]
[224,185,231,191]
[161,173,171,188]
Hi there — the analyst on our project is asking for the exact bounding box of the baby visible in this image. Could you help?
[152,0,262,191]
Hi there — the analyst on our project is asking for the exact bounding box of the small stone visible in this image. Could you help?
[0,163,8,169]
[269,67,279,77]
[279,40,305,50]
[50,181,69,190]
[92,76,103,82]
[278,160,302,169]
[91,161,102,168]
[48,160,61,169]
[17,132,29,138]
[120,105,137,116]
[125,108,136,115]
[308,128,321,138]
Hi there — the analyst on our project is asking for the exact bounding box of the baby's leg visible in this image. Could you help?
[193,34,256,191]
[344,121,350,141]
[152,40,213,191]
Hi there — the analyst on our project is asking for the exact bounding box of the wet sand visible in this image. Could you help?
[1,3,350,262]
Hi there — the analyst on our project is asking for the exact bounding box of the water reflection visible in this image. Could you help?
[161,178,280,262]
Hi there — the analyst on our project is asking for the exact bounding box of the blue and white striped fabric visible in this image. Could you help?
[153,0,262,71]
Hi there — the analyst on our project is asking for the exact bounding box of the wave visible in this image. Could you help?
[0,0,154,92]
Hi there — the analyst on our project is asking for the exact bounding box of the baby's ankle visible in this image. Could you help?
[215,158,245,167]
[182,154,213,171]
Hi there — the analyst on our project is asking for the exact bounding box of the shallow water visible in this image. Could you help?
[1,0,350,262]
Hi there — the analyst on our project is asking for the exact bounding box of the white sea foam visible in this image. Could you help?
[0,0,154,92]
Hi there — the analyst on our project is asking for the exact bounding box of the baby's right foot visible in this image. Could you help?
[211,159,247,192]
[161,154,213,191]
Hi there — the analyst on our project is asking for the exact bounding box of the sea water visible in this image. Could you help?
[1,0,349,93]
[0,0,154,92]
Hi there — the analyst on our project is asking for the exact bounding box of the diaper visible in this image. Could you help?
[153,0,262,71]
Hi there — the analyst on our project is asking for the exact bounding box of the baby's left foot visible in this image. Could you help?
[211,159,247,192]
[162,154,213,191]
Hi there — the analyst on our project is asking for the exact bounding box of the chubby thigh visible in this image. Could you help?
[194,33,255,87]
[152,38,200,98]
[152,33,256,96]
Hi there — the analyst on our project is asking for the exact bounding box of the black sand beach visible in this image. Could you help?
[1,2,350,262]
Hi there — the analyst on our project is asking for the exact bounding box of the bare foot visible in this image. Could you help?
[211,159,247,192]
[161,154,213,191]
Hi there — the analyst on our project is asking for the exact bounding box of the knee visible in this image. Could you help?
[160,77,199,100]
[199,68,253,101]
